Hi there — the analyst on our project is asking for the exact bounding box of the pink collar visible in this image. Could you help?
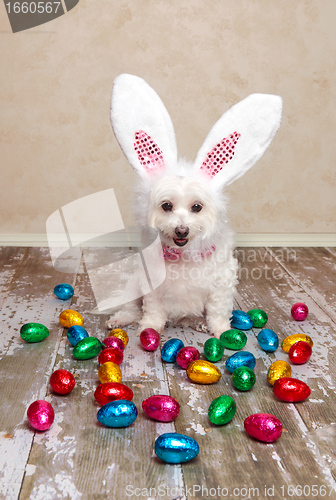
[162,245,216,261]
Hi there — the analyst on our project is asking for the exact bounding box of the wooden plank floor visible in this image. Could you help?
[0,246,336,500]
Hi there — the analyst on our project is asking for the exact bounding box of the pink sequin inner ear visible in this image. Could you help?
[200,131,241,177]
[134,131,165,173]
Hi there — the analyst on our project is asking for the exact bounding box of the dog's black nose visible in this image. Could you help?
[175,226,189,238]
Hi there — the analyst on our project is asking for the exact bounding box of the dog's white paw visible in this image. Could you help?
[208,318,231,339]
[106,309,141,330]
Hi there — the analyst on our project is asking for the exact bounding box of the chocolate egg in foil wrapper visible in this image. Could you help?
[220,329,247,350]
[230,310,253,330]
[140,328,160,351]
[59,309,84,329]
[50,369,75,395]
[176,347,200,369]
[247,308,268,328]
[20,323,49,343]
[102,336,125,352]
[203,338,224,362]
[187,360,221,384]
[281,333,313,353]
[54,283,74,301]
[155,433,199,463]
[27,400,55,431]
[244,413,282,443]
[73,337,102,360]
[225,351,256,373]
[108,328,129,347]
[257,329,279,352]
[97,400,137,427]
[273,377,311,402]
[94,383,133,406]
[161,338,184,363]
[98,361,122,383]
[67,325,89,346]
[142,395,180,422]
[288,341,312,364]
[98,347,123,366]
[291,302,309,321]
[232,366,256,391]
[208,395,236,425]
[267,360,292,385]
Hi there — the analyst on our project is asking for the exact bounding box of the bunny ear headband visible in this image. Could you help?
[110,74,282,188]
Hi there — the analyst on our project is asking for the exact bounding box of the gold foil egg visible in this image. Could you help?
[187,360,221,384]
[108,328,129,347]
[281,334,313,353]
[267,360,292,385]
[59,309,84,329]
[98,362,122,384]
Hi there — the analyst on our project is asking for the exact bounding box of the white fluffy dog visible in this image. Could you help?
[106,74,282,338]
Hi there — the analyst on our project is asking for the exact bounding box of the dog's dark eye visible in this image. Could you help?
[162,202,173,212]
[191,203,203,213]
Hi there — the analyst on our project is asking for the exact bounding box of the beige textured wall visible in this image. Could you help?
[1,0,336,235]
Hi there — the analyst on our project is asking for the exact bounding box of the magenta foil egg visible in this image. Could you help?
[102,336,125,352]
[142,395,180,422]
[27,400,55,431]
[291,302,309,321]
[244,413,282,443]
[140,328,160,351]
[176,346,200,369]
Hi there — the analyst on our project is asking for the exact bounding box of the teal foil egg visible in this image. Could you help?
[20,323,49,343]
[220,329,247,350]
[208,395,236,425]
[97,400,138,427]
[257,329,279,352]
[232,366,256,391]
[54,283,74,301]
[230,310,253,330]
[161,339,184,363]
[203,338,224,362]
[155,433,199,464]
[247,308,268,328]
[225,351,256,373]
[67,325,89,346]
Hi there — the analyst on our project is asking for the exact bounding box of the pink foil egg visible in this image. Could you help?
[244,413,282,443]
[102,336,125,352]
[176,346,200,369]
[27,400,55,431]
[142,395,180,422]
[291,302,309,321]
[140,328,160,351]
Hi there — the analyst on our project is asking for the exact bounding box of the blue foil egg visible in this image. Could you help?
[230,310,253,330]
[97,400,138,428]
[54,283,74,301]
[155,433,199,464]
[225,351,256,373]
[257,329,279,352]
[161,339,184,363]
[67,325,89,346]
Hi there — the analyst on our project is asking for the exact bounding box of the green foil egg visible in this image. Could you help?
[73,337,102,360]
[247,308,268,328]
[232,366,256,391]
[220,329,247,350]
[20,323,49,343]
[208,395,236,425]
[203,338,224,362]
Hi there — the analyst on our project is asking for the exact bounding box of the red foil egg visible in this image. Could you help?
[140,328,160,351]
[244,413,282,443]
[27,400,55,431]
[102,336,125,352]
[142,395,180,422]
[288,341,312,364]
[50,369,75,395]
[94,382,133,405]
[98,347,123,366]
[291,302,309,321]
[273,377,311,402]
[176,346,200,369]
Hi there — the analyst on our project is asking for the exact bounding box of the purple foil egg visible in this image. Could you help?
[140,328,160,351]
[27,400,55,431]
[102,336,125,352]
[142,395,180,422]
[176,346,200,369]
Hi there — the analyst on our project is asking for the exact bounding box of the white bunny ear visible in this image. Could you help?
[110,74,178,178]
[194,94,282,187]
